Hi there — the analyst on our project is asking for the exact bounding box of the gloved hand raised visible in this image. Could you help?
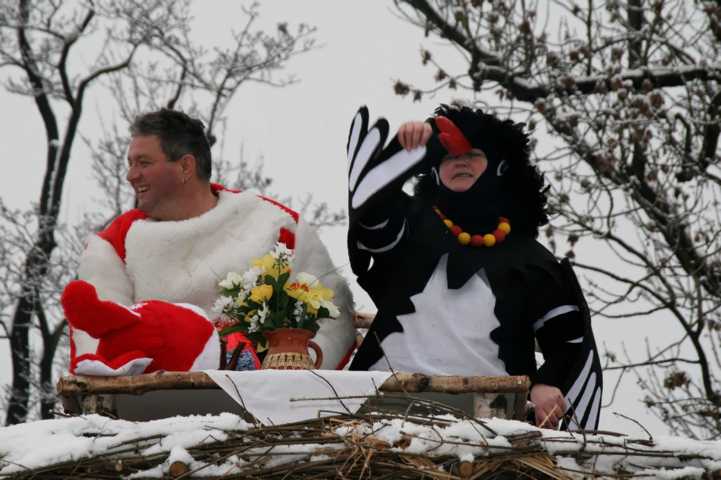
[346,106,429,228]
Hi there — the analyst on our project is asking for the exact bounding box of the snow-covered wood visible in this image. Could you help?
[56,372,532,425]
[2,412,721,479]
[57,371,531,395]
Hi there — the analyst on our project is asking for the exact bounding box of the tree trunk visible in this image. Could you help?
[6,295,33,424]
[39,321,67,419]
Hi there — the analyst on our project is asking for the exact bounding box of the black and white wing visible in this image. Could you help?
[533,258,603,431]
[346,106,427,226]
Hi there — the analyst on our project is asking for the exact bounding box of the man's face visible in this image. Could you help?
[438,148,488,192]
[126,135,184,220]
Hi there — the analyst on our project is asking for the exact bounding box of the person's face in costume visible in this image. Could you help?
[126,134,186,220]
[438,148,488,192]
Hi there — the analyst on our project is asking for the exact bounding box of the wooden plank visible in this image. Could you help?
[57,371,217,395]
[57,371,530,396]
[380,372,530,393]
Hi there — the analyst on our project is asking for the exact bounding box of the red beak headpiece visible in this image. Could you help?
[434,115,472,157]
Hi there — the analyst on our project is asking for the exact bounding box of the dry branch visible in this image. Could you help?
[2,411,718,479]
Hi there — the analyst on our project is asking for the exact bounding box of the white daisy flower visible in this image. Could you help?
[248,314,260,333]
[219,271,244,289]
[291,300,306,323]
[211,295,233,314]
[272,241,293,260]
[257,303,270,324]
[241,266,263,289]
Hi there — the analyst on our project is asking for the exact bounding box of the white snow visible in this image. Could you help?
[2,410,721,478]
[0,413,250,475]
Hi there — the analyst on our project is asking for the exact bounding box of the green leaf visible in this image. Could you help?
[220,324,249,337]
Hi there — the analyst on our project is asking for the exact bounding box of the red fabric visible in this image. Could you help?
[225,332,261,369]
[62,280,138,337]
[259,195,299,222]
[68,325,78,373]
[335,342,357,370]
[226,331,251,353]
[211,182,240,194]
[278,227,296,249]
[97,209,148,261]
[435,115,472,156]
[63,280,217,373]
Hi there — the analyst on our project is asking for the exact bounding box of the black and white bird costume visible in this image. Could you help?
[345,105,603,431]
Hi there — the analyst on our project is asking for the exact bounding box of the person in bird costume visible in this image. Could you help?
[71,108,356,374]
[346,104,603,430]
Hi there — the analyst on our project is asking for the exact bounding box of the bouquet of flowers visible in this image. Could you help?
[213,242,340,347]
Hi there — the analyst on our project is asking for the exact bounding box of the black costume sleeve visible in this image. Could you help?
[352,193,410,257]
[526,258,603,431]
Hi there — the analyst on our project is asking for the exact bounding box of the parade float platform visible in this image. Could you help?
[56,371,532,424]
[0,373,714,478]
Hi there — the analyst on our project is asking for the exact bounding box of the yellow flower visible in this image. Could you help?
[285,281,310,302]
[285,276,334,314]
[252,253,290,279]
[306,285,335,317]
[252,254,275,273]
[249,284,273,303]
[309,285,334,305]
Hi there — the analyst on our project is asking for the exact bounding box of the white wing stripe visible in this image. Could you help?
[356,221,406,253]
[569,372,596,428]
[351,147,426,209]
[585,387,601,430]
[349,127,382,191]
[359,218,389,230]
[565,351,593,408]
[533,304,579,332]
[347,111,363,167]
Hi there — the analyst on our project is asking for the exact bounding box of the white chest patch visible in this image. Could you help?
[369,254,507,376]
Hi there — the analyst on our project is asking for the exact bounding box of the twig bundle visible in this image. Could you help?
[4,401,720,480]
[1,412,568,479]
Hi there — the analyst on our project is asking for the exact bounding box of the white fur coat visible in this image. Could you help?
[76,190,355,369]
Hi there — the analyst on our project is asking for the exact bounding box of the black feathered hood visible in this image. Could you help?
[416,104,548,238]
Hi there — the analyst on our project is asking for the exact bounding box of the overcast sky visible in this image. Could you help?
[0,0,672,435]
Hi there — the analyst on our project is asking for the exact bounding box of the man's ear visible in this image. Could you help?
[178,153,197,181]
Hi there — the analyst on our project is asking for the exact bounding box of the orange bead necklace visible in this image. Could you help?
[433,206,511,247]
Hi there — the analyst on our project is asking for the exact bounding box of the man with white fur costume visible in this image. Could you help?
[73,108,355,374]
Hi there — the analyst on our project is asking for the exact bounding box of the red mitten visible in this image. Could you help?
[62,280,220,376]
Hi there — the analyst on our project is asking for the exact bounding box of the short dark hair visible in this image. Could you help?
[414,104,548,237]
[130,109,212,181]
